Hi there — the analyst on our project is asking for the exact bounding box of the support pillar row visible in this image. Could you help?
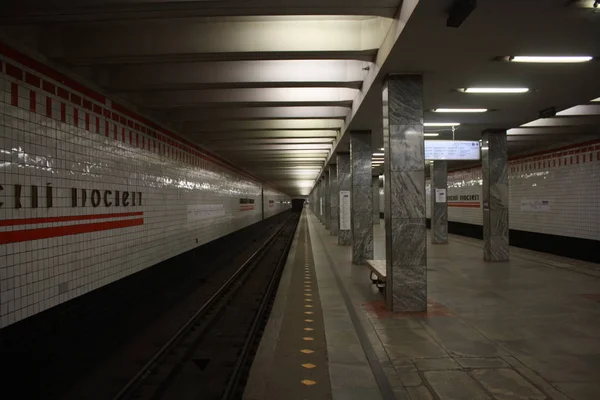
[383,74,427,312]
[373,175,380,225]
[350,131,373,265]
[329,166,339,236]
[337,153,352,246]
[430,161,448,244]
[482,130,509,261]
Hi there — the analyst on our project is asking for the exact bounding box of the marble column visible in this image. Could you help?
[350,131,373,265]
[482,129,509,261]
[383,74,427,312]
[318,178,323,222]
[373,175,381,225]
[337,153,352,246]
[329,166,339,236]
[325,171,331,230]
[430,161,448,244]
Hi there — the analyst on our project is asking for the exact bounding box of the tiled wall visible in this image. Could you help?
[0,45,290,329]
[425,143,600,241]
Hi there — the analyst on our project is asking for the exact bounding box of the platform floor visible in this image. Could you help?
[244,210,600,400]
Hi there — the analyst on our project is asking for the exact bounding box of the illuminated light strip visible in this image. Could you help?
[448,202,480,208]
[0,218,144,244]
[0,211,144,227]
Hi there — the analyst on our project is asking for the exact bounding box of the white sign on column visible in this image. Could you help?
[320,197,323,215]
[339,190,351,230]
[435,189,447,203]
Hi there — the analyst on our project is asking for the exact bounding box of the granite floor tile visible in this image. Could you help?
[471,368,546,399]
[414,357,461,371]
[405,386,435,400]
[424,370,492,399]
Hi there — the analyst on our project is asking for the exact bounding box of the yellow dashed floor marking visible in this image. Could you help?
[300,349,314,354]
[302,363,316,369]
[301,379,317,386]
[304,327,314,331]
[305,319,313,323]
[303,337,314,341]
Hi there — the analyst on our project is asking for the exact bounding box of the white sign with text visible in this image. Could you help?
[339,190,351,230]
[425,140,480,161]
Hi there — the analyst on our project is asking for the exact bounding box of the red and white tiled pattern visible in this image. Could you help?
[426,141,600,240]
[0,42,290,328]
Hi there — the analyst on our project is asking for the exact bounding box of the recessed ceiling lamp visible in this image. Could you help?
[424,133,440,137]
[373,152,384,156]
[424,122,461,127]
[509,56,593,63]
[462,87,529,93]
[433,108,487,113]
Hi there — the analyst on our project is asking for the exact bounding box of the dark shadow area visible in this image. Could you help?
[0,212,291,399]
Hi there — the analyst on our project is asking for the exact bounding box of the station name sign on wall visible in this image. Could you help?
[0,184,142,209]
[425,141,480,161]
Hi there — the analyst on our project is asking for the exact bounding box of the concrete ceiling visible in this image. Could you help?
[1,0,599,196]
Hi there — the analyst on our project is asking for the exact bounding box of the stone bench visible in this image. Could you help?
[366,259,386,292]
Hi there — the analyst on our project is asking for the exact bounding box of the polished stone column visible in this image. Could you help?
[430,161,448,244]
[350,131,373,265]
[383,74,427,312]
[318,178,324,222]
[373,175,381,225]
[329,165,339,236]
[482,129,509,261]
[324,173,330,229]
[337,153,352,246]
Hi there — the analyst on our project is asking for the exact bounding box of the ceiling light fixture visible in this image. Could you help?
[373,152,384,156]
[433,108,487,113]
[424,133,440,137]
[509,56,593,63]
[424,122,461,127]
[463,87,529,93]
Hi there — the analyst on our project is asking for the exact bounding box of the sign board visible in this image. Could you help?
[339,190,351,230]
[435,189,447,203]
[521,199,550,212]
[187,204,225,221]
[425,140,480,161]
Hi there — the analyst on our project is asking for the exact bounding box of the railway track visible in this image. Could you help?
[112,213,299,400]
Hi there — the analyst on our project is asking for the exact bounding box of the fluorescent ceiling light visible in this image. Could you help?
[510,56,593,63]
[433,108,487,113]
[463,87,529,93]
[592,97,600,102]
[373,152,384,156]
[424,133,440,137]
[379,147,384,151]
[424,122,461,127]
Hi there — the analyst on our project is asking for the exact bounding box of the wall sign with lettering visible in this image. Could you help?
[339,190,351,230]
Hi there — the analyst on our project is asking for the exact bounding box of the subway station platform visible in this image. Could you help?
[244,210,600,400]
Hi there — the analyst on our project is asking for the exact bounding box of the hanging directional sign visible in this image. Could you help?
[425,140,480,160]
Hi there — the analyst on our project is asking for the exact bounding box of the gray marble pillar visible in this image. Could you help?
[430,161,448,244]
[383,74,427,313]
[337,153,352,246]
[325,172,331,230]
[482,130,509,261]
[373,175,381,225]
[318,178,323,222]
[350,131,373,265]
[329,166,339,236]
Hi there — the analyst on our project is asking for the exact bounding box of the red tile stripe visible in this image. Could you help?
[0,218,144,245]
[0,212,144,227]
[448,202,480,208]
[0,41,267,187]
